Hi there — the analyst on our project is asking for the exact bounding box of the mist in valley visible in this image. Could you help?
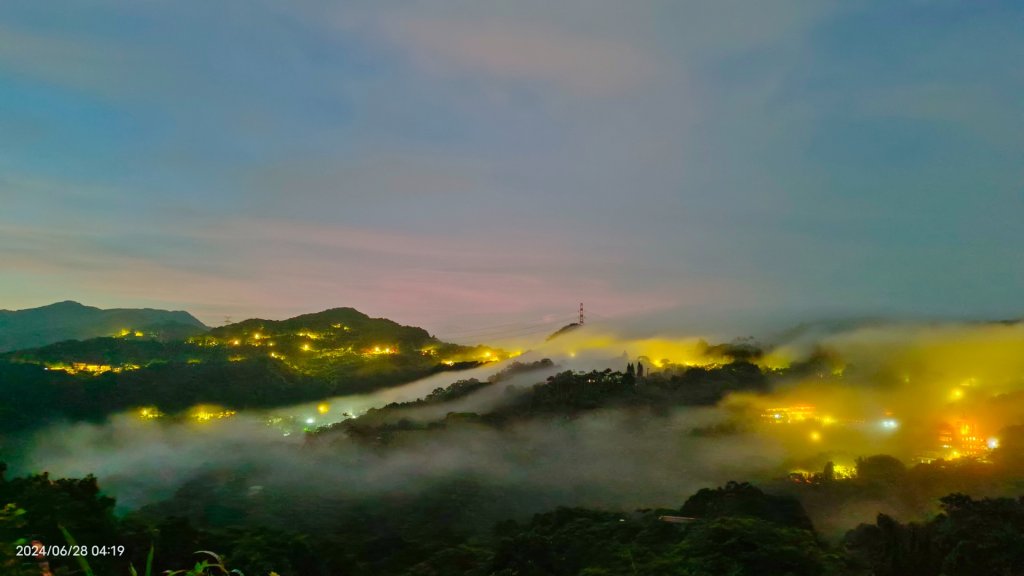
[7,319,1024,540]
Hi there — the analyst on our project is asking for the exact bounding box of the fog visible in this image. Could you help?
[8,319,1024,535]
[750,321,1024,460]
[13,401,784,520]
[8,333,778,519]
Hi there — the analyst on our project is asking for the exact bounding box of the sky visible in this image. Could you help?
[1,0,1021,336]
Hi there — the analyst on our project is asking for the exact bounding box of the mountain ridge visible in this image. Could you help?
[0,304,506,432]
[0,300,208,353]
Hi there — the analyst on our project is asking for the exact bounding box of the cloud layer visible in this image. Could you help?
[1,1,1021,326]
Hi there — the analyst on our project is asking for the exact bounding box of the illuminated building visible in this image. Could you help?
[938,420,989,459]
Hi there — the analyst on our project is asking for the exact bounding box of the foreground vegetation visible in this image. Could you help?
[6,462,1024,576]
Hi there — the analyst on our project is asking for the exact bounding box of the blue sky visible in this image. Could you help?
[0,1,1021,334]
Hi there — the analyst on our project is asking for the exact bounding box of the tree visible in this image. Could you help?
[666,516,844,576]
[856,455,907,484]
[679,481,815,531]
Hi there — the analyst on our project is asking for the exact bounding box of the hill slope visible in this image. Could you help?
[0,306,505,432]
[0,300,207,352]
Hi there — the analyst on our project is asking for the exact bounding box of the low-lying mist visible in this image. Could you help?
[12,403,781,506]
[7,318,1024,537]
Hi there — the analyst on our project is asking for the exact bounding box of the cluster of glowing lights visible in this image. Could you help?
[191,406,237,422]
[760,405,908,446]
[227,335,286,348]
[832,464,856,479]
[137,407,164,420]
[117,329,145,338]
[366,346,396,356]
[436,348,506,366]
[48,362,141,375]
[761,405,875,432]
[70,363,113,375]
[762,405,818,424]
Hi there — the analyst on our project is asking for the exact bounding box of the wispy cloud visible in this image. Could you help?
[382,16,656,97]
[0,21,168,100]
[1,0,1021,325]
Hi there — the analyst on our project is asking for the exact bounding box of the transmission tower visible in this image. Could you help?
[579,303,585,325]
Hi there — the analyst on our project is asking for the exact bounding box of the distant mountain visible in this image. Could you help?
[0,300,208,352]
